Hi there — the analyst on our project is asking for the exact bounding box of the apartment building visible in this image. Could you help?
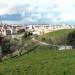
[0,24,75,36]
[26,24,75,35]
[0,24,26,36]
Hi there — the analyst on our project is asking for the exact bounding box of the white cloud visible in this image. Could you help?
[31,14,42,20]
[60,12,75,21]
[57,0,75,22]
[27,6,34,12]
[0,0,75,24]
[44,14,52,18]
[0,7,10,15]
[27,18,35,22]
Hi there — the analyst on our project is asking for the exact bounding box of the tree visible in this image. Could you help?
[67,31,75,48]
[18,31,33,55]
[0,36,4,61]
[48,38,53,45]
[41,37,46,41]
[22,31,32,40]
[1,39,11,56]
[1,38,18,57]
[17,29,25,34]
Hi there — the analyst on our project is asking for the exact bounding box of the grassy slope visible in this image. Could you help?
[37,29,75,44]
[0,45,75,75]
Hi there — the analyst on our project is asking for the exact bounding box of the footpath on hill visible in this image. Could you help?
[32,38,72,50]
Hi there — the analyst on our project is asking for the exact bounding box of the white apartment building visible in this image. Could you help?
[0,24,75,36]
[26,24,75,35]
[0,24,26,36]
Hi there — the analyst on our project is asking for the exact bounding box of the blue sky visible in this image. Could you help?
[0,0,75,24]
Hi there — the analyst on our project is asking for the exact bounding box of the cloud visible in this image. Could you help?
[0,0,75,24]
[31,14,42,20]
[0,7,10,15]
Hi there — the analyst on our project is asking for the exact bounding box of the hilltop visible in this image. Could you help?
[37,29,75,44]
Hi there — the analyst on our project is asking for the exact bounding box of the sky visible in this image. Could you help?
[0,0,75,24]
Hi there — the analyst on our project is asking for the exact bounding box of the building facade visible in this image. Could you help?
[26,24,75,35]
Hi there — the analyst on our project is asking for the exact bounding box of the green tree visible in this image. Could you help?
[17,29,25,34]
[48,38,53,45]
[18,31,31,56]
[67,31,75,48]
[1,38,19,57]
[1,39,11,56]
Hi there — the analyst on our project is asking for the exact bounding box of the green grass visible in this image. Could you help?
[0,45,75,75]
[37,29,75,44]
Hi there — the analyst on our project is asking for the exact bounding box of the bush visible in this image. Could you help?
[17,29,25,34]
[1,37,22,57]
[41,37,46,41]
[67,31,75,47]
[1,39,11,56]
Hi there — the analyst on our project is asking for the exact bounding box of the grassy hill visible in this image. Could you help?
[0,45,75,75]
[37,29,75,44]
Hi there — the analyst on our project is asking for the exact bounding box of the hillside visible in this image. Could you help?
[37,29,75,44]
[0,45,75,75]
